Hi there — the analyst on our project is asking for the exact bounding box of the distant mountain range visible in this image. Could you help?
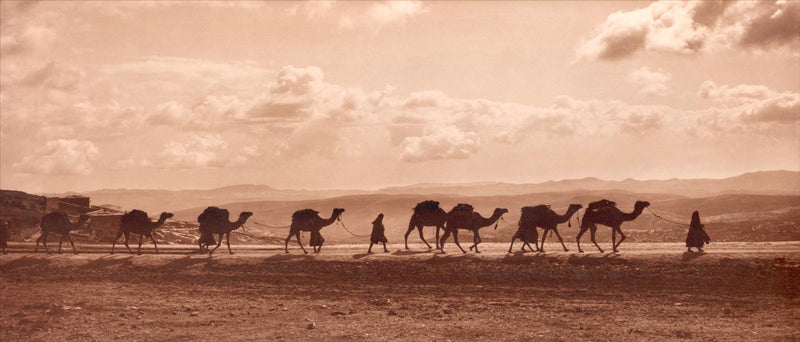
[46,170,798,213]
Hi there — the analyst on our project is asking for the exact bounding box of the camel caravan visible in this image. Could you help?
[21,198,657,256]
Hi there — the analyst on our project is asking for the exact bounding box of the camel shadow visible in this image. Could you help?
[352,253,371,259]
[392,249,433,256]
[264,253,315,262]
[567,253,627,266]
[0,255,52,271]
[502,251,549,264]
[424,253,478,264]
[82,255,135,269]
[159,255,214,270]
[681,251,706,262]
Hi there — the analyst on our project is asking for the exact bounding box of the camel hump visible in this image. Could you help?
[292,209,319,221]
[587,199,616,211]
[521,205,550,214]
[198,206,230,226]
[451,203,474,213]
[122,209,149,224]
[413,200,440,213]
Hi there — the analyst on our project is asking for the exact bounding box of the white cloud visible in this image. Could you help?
[626,66,671,96]
[577,0,800,61]
[13,139,98,175]
[338,0,427,30]
[400,125,480,162]
[158,134,229,168]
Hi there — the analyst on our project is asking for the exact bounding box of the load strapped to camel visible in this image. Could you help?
[449,203,474,220]
[519,205,550,225]
[121,209,149,225]
[413,200,440,213]
[292,209,319,222]
[587,199,616,212]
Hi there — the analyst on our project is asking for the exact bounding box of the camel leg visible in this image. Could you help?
[589,227,604,253]
[295,232,307,254]
[66,234,77,255]
[438,229,451,253]
[540,229,548,253]
[58,234,64,254]
[210,234,224,255]
[508,237,516,253]
[452,230,467,254]
[137,234,144,255]
[226,233,233,255]
[576,226,589,253]
[435,226,441,249]
[284,232,293,253]
[148,233,159,254]
[368,242,374,253]
[383,242,388,253]
[123,232,133,254]
[469,231,481,253]
[611,228,617,253]
[111,231,124,254]
[553,229,569,252]
[418,226,432,249]
[35,232,46,253]
[613,227,626,252]
[403,227,412,249]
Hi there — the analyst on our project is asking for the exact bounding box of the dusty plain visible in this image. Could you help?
[1,242,799,341]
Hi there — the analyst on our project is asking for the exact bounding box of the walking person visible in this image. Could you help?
[368,213,388,253]
[686,211,711,252]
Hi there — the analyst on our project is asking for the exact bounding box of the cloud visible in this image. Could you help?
[19,62,86,92]
[400,125,480,162]
[738,0,800,49]
[698,80,800,123]
[338,1,426,30]
[626,66,671,96]
[577,0,800,61]
[287,1,335,19]
[159,134,228,168]
[13,139,98,175]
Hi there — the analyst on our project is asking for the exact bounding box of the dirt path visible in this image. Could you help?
[2,242,799,341]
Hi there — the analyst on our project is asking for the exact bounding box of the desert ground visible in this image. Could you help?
[1,241,799,341]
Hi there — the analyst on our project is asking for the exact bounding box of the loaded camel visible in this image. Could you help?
[285,208,345,254]
[508,204,583,253]
[197,207,253,255]
[35,212,90,254]
[112,210,173,255]
[404,200,447,249]
[576,200,650,253]
[439,204,508,254]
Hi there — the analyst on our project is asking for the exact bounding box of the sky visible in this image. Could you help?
[1,0,799,193]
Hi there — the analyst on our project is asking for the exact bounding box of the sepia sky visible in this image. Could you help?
[1,0,799,193]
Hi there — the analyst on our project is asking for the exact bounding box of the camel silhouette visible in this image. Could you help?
[112,210,173,255]
[35,212,90,254]
[0,220,10,255]
[576,200,650,253]
[404,200,446,249]
[197,207,252,255]
[509,204,582,253]
[439,204,507,254]
[285,208,345,254]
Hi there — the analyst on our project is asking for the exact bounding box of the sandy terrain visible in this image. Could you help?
[1,242,799,341]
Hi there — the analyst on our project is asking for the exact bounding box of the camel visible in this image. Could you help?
[509,204,583,253]
[404,200,447,249]
[439,204,508,254]
[576,200,650,253]
[285,208,345,254]
[35,212,90,254]
[112,210,173,255]
[197,207,252,255]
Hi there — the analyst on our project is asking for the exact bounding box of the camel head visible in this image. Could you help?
[159,212,175,221]
[332,208,345,218]
[634,201,651,210]
[494,208,509,216]
[238,211,254,223]
[568,204,583,211]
